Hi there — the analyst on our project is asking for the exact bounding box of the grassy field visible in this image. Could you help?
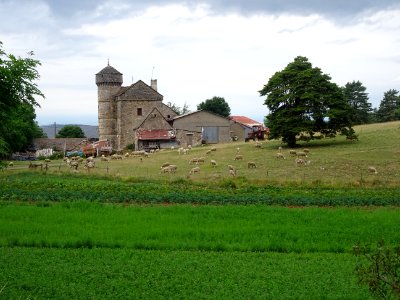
[1,121,399,299]
[5,121,400,186]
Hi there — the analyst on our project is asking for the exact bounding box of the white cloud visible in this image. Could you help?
[1,2,399,124]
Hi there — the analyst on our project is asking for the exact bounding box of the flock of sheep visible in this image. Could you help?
[14,140,379,178]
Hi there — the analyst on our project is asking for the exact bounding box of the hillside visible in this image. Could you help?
[40,124,98,139]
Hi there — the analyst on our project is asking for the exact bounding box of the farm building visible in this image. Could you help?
[173,110,231,146]
[229,116,269,141]
[96,63,177,151]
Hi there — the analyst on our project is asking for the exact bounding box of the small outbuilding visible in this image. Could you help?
[229,116,268,141]
[173,110,231,146]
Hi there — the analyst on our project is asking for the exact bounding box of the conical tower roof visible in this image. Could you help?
[96,63,123,86]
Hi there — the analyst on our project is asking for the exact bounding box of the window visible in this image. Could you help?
[137,108,142,116]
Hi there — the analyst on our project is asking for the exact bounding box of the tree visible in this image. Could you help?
[56,125,85,138]
[197,96,231,117]
[354,241,400,299]
[342,81,372,125]
[0,41,44,156]
[377,89,400,122]
[259,56,353,147]
[167,102,190,115]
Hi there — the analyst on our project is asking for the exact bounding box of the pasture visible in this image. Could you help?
[1,121,400,299]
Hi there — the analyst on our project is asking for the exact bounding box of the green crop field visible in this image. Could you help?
[1,121,400,299]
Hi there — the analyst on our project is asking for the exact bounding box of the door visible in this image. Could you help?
[202,127,219,143]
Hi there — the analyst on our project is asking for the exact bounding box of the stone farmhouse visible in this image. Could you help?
[96,63,232,151]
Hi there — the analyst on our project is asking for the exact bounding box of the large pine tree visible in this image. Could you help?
[342,81,372,125]
[377,89,400,122]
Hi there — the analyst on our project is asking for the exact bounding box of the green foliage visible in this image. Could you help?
[354,241,400,299]
[0,247,370,299]
[343,81,372,125]
[56,125,85,138]
[167,101,190,115]
[197,96,231,117]
[0,41,44,155]
[259,56,352,147]
[377,89,400,122]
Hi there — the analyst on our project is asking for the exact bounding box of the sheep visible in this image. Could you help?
[8,162,14,167]
[276,153,286,159]
[289,150,297,156]
[206,150,212,155]
[228,165,236,172]
[303,148,310,154]
[77,157,84,163]
[247,161,257,168]
[189,166,200,175]
[278,146,282,152]
[229,169,236,177]
[69,161,79,170]
[295,158,306,166]
[100,155,110,162]
[187,145,192,150]
[124,152,130,158]
[234,154,243,160]
[236,147,240,154]
[44,158,51,163]
[210,147,217,152]
[296,152,308,158]
[111,154,123,160]
[197,157,205,164]
[178,147,184,155]
[189,158,198,164]
[161,164,177,174]
[86,156,94,162]
[255,141,262,148]
[210,159,217,167]
[84,161,95,170]
[368,166,378,174]
[29,162,43,170]
[161,162,170,168]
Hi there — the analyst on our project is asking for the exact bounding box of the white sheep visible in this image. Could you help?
[8,162,14,167]
[289,150,297,156]
[161,164,177,174]
[296,152,308,158]
[210,147,217,152]
[210,159,217,167]
[276,153,286,159]
[278,146,282,152]
[69,161,79,170]
[161,162,170,168]
[228,165,236,172]
[303,148,310,154]
[189,166,200,175]
[229,169,236,177]
[84,161,95,170]
[368,166,378,174]
[236,147,240,154]
[206,150,212,155]
[234,154,243,160]
[44,158,51,163]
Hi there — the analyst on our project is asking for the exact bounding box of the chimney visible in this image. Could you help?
[151,79,157,91]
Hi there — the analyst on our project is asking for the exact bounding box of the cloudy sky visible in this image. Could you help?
[1,0,399,125]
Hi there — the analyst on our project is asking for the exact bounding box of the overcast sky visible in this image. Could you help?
[1,0,399,125]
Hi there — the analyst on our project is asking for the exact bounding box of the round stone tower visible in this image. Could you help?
[96,63,123,148]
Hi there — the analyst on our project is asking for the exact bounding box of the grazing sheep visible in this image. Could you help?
[29,162,43,170]
[236,147,240,154]
[189,166,200,175]
[255,142,262,148]
[189,158,198,164]
[100,155,110,162]
[276,153,286,159]
[295,158,306,166]
[197,157,205,164]
[44,158,51,163]
[229,169,236,177]
[211,147,217,152]
[69,161,79,170]
[247,161,257,168]
[8,162,14,167]
[210,159,217,167]
[368,166,378,174]
[84,161,95,170]
[77,157,84,163]
[296,152,308,158]
[187,145,192,150]
[178,147,184,155]
[228,165,236,172]
[63,157,68,162]
[234,154,243,160]
[278,146,282,152]
[161,162,170,168]
[161,164,177,174]
[171,146,175,150]
[289,150,297,156]
[206,150,212,155]
[303,148,310,154]
[111,154,123,160]
[124,153,130,158]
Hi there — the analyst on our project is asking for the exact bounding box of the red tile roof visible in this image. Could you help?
[230,116,263,127]
[137,129,175,140]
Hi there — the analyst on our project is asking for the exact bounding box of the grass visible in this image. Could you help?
[4,121,400,186]
[1,121,399,299]
[0,247,371,299]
